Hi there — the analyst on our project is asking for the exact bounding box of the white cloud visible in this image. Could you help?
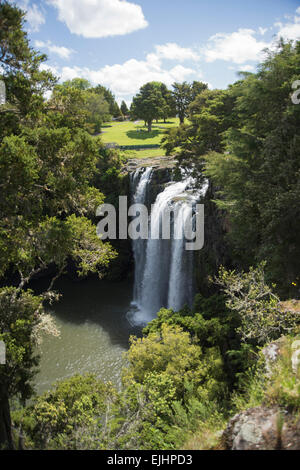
[228,64,255,72]
[258,27,268,35]
[275,10,300,41]
[16,1,45,32]
[203,6,300,67]
[59,59,196,97]
[42,44,204,102]
[204,28,269,64]
[48,0,148,38]
[35,40,74,60]
[153,43,200,62]
[39,62,59,76]
[239,64,255,72]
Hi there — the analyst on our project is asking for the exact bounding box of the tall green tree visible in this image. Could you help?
[60,78,91,90]
[159,82,176,122]
[51,81,110,133]
[172,82,192,124]
[94,84,121,118]
[204,41,300,292]
[0,1,116,448]
[120,100,129,116]
[0,1,55,138]
[162,87,235,179]
[171,81,208,124]
[131,82,164,132]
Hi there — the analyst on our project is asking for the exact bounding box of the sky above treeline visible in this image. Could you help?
[14,0,300,104]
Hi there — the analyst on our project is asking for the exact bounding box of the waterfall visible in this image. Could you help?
[130,167,153,304]
[128,166,207,326]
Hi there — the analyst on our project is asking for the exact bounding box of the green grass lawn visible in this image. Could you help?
[100,118,179,146]
[120,148,167,159]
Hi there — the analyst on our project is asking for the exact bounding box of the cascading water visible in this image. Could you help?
[128,166,207,326]
[130,167,153,304]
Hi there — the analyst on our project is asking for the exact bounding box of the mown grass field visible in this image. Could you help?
[120,148,167,159]
[100,118,180,158]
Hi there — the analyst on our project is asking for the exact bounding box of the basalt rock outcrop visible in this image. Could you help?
[124,156,177,204]
[194,182,230,295]
[123,156,177,174]
[222,406,300,450]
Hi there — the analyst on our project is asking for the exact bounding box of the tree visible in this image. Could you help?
[162,87,235,179]
[0,2,117,448]
[204,41,300,291]
[171,81,208,125]
[120,100,129,116]
[0,1,55,138]
[94,84,121,118]
[50,81,110,133]
[0,287,56,448]
[114,323,226,449]
[159,83,176,122]
[131,82,165,132]
[60,78,91,90]
[85,91,110,132]
[18,374,115,449]
[172,82,192,124]
[123,323,225,401]
[214,264,299,345]
[190,80,208,101]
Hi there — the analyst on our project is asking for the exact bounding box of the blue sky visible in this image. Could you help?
[14,0,300,104]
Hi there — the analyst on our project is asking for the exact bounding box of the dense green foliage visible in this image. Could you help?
[1,1,299,451]
[49,78,122,134]
[15,374,115,449]
[172,81,208,124]
[16,266,299,450]
[163,41,300,295]
[0,1,117,448]
[131,82,166,132]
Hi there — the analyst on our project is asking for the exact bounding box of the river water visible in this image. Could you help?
[33,167,205,396]
[34,276,141,396]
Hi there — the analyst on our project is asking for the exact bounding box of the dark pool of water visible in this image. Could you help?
[33,276,141,395]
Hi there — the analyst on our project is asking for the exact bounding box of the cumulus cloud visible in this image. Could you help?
[48,0,148,38]
[275,8,300,41]
[203,28,269,64]
[153,43,200,62]
[228,64,255,72]
[39,62,59,76]
[60,59,196,97]
[16,0,45,32]
[239,64,255,72]
[203,7,300,66]
[35,40,74,59]
[41,43,204,102]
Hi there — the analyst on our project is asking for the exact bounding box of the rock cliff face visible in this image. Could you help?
[223,406,300,450]
[194,182,230,295]
[123,156,177,173]
[123,156,177,205]
[222,333,300,450]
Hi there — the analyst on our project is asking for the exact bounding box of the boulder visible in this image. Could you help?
[222,406,300,450]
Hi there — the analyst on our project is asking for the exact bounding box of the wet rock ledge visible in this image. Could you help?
[122,155,177,174]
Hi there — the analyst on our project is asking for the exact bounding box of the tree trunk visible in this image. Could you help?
[147,120,152,132]
[0,384,14,449]
[179,114,184,125]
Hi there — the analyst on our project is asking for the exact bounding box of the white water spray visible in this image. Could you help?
[128,167,207,326]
